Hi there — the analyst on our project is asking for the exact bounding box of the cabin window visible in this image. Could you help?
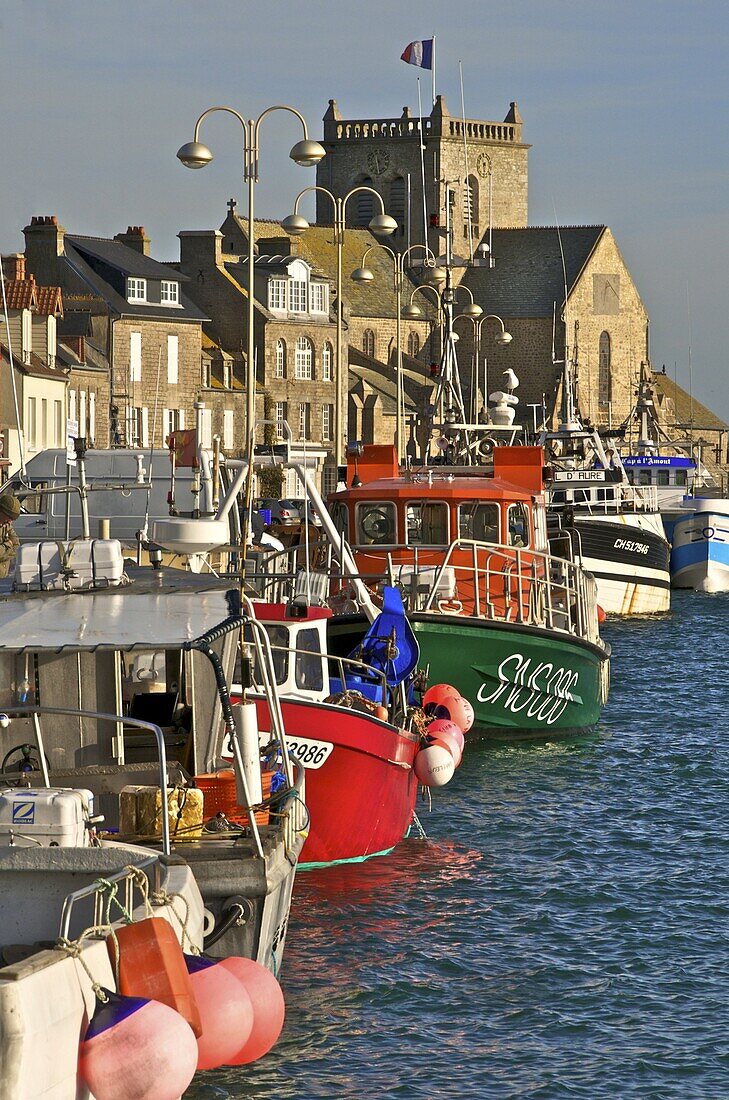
[625,468,635,484]
[405,501,449,545]
[507,503,530,547]
[356,501,397,545]
[294,628,324,692]
[458,502,500,543]
[638,471,651,486]
[262,625,290,684]
[21,482,48,514]
[656,470,670,487]
[676,470,688,487]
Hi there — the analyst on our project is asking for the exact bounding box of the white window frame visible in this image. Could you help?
[322,403,332,441]
[26,397,37,449]
[269,279,287,311]
[298,402,310,440]
[290,279,307,313]
[322,342,333,382]
[275,340,286,379]
[167,334,179,385]
[21,310,32,363]
[54,399,63,446]
[130,331,142,382]
[275,401,286,440]
[295,336,313,380]
[88,392,96,444]
[127,277,147,303]
[160,280,180,305]
[310,282,328,313]
[223,409,234,451]
[200,407,213,449]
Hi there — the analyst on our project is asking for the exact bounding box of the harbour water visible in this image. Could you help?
[191,591,728,1099]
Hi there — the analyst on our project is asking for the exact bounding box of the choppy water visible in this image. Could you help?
[189,592,728,1099]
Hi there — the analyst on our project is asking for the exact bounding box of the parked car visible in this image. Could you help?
[254,498,301,527]
[289,498,323,527]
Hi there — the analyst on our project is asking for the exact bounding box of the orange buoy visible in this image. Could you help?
[433,694,471,733]
[414,744,455,787]
[427,727,463,768]
[219,956,286,1064]
[79,990,198,1100]
[107,917,202,1037]
[428,718,464,752]
[374,704,389,722]
[422,683,460,710]
[459,698,475,732]
[597,604,606,623]
[185,955,254,1071]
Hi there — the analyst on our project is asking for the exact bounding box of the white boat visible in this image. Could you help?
[670,497,729,592]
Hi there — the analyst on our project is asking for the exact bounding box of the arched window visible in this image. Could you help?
[322,341,333,382]
[362,329,376,358]
[463,175,479,237]
[599,331,612,406]
[295,335,314,380]
[407,331,420,358]
[275,339,286,379]
[390,177,406,236]
[354,179,375,227]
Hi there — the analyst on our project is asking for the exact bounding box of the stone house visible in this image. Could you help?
[21,217,236,453]
[0,254,67,471]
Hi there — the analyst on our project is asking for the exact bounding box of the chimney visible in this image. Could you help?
[1,253,25,282]
[178,229,223,270]
[24,216,66,285]
[114,226,151,256]
[63,335,86,363]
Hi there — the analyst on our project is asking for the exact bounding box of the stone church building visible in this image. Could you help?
[314,95,656,435]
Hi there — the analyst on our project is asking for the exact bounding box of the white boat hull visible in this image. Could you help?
[573,512,671,615]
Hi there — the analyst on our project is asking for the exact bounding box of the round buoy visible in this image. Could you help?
[597,604,606,624]
[79,990,198,1100]
[414,744,455,787]
[219,956,286,1064]
[374,704,389,722]
[422,683,460,710]
[427,734,462,768]
[459,698,475,732]
[185,955,254,1071]
[433,694,472,733]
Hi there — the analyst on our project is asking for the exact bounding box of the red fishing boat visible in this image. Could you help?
[231,594,423,869]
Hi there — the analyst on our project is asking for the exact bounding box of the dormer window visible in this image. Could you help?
[127,277,147,302]
[161,280,180,305]
[310,282,328,313]
[290,279,307,313]
[269,279,287,311]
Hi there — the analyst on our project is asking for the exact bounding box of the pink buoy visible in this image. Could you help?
[427,731,462,768]
[428,719,465,754]
[79,990,197,1100]
[422,683,460,710]
[414,744,455,787]
[219,956,286,1064]
[185,955,254,1071]
[433,694,472,733]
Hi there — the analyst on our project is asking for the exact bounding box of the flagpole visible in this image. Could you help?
[417,78,429,251]
[432,36,437,105]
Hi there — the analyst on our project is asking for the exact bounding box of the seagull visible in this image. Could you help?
[503,368,520,392]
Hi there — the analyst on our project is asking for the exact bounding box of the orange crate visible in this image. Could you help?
[194,767,275,827]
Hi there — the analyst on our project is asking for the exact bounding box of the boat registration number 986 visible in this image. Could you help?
[284,737,334,769]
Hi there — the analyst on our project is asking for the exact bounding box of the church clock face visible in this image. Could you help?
[476,153,491,179]
[367,147,390,176]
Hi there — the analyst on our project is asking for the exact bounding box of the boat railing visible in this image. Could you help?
[2,706,174,855]
[59,855,161,939]
[549,481,659,515]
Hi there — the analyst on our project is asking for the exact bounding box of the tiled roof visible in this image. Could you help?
[460,226,606,317]
[1,279,62,315]
[0,344,67,379]
[651,370,727,432]
[66,235,191,281]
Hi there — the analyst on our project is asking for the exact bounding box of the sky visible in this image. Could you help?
[2,0,728,417]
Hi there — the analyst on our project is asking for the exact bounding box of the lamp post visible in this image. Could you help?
[453,312,513,422]
[351,244,437,463]
[177,105,325,447]
[282,187,397,473]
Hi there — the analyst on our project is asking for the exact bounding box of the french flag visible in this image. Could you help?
[401,39,434,70]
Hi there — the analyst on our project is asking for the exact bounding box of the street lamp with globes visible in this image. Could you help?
[177,105,325,445]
